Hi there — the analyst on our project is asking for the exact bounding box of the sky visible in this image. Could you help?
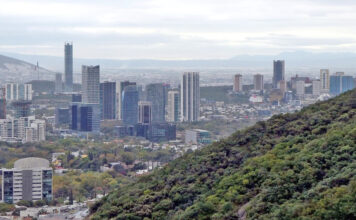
[1,0,356,59]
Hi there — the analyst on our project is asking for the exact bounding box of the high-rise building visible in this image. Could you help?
[330,73,354,96]
[72,93,82,103]
[82,65,100,104]
[0,116,45,143]
[273,60,285,88]
[253,74,264,91]
[320,69,330,94]
[100,81,116,120]
[0,157,52,204]
[146,83,166,123]
[167,90,180,122]
[278,80,287,95]
[12,100,31,118]
[116,81,136,120]
[122,85,138,125]
[70,103,100,133]
[233,74,243,92]
[312,80,321,96]
[296,80,305,96]
[64,42,73,92]
[0,88,6,119]
[138,101,152,124]
[55,73,63,93]
[5,83,32,101]
[181,72,200,122]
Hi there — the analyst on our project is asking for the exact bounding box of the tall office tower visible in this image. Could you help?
[146,83,166,123]
[0,157,52,204]
[55,73,63,93]
[273,60,285,88]
[82,65,100,104]
[312,80,321,96]
[70,103,100,132]
[320,69,330,94]
[5,83,32,101]
[253,74,264,91]
[233,74,243,92]
[116,81,136,120]
[0,88,6,119]
[330,73,354,96]
[122,85,138,125]
[138,101,152,124]
[181,72,200,122]
[55,108,70,127]
[100,81,116,119]
[167,90,180,122]
[64,42,73,92]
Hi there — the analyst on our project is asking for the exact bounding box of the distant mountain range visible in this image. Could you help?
[0,55,54,83]
[2,51,356,73]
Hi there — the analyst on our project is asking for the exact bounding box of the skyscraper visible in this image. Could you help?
[5,83,32,101]
[138,101,152,124]
[253,74,264,91]
[330,73,354,96]
[181,72,200,122]
[64,42,73,92]
[146,83,166,123]
[167,90,180,122]
[116,81,136,120]
[100,81,116,119]
[122,85,138,125]
[273,60,285,88]
[320,69,330,94]
[233,74,243,92]
[0,88,6,119]
[82,65,100,104]
[70,103,100,132]
[55,73,63,93]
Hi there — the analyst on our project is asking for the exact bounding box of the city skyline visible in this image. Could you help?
[1,0,356,59]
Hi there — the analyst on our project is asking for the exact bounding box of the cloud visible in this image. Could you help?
[0,0,356,59]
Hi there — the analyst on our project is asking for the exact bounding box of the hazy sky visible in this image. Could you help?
[1,0,356,59]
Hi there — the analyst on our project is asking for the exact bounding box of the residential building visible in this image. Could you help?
[312,80,321,96]
[82,65,100,104]
[296,80,305,96]
[5,83,32,101]
[181,72,200,122]
[253,74,264,91]
[12,100,31,118]
[233,74,243,92]
[167,90,180,122]
[320,69,330,94]
[0,157,52,204]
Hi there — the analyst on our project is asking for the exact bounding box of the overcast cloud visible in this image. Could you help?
[1,0,356,59]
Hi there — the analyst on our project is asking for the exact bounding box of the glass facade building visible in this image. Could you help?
[122,85,138,125]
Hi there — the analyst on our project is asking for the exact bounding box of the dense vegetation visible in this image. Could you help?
[91,89,356,219]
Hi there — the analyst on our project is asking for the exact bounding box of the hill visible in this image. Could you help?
[0,54,54,82]
[91,90,356,219]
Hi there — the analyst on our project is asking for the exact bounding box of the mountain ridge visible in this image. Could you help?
[91,89,356,219]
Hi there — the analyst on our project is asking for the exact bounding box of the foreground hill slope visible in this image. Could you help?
[91,90,356,220]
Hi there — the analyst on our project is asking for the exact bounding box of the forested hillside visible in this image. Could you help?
[91,89,356,219]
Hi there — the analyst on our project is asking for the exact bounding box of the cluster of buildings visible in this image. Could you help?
[233,60,355,104]
[55,44,201,142]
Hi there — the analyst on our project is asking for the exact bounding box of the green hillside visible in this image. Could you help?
[91,90,356,220]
